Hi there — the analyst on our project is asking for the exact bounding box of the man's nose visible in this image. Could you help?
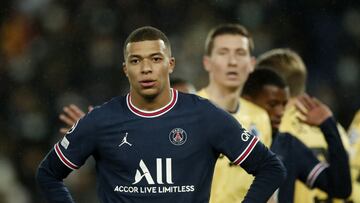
[275,106,285,118]
[141,59,152,74]
[228,54,237,66]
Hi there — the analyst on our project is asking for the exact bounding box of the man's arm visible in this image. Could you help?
[313,117,352,198]
[240,141,287,203]
[206,102,286,202]
[38,109,97,202]
[36,149,74,202]
[296,94,352,198]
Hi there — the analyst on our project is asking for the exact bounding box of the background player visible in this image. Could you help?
[36,26,286,202]
[196,24,273,202]
[256,48,352,203]
[242,68,352,202]
[347,109,360,203]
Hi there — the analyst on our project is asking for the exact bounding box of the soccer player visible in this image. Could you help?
[256,48,352,202]
[197,24,273,202]
[242,68,352,203]
[36,26,286,203]
[348,110,360,203]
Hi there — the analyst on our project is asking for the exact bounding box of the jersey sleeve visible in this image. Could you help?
[206,104,286,202]
[290,135,326,187]
[54,111,98,170]
[207,106,259,165]
[313,117,352,198]
[36,109,99,202]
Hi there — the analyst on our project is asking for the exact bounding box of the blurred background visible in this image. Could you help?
[0,0,359,202]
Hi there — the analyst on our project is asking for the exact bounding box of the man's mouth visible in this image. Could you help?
[226,72,239,78]
[140,80,156,88]
[272,120,281,127]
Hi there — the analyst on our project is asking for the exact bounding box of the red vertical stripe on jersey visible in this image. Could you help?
[54,143,79,170]
[233,136,259,165]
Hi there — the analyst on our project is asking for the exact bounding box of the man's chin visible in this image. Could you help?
[272,127,279,134]
[140,88,158,100]
[223,82,242,90]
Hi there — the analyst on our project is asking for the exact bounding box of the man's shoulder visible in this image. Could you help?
[276,132,302,145]
[196,88,208,99]
[349,109,360,144]
[179,91,216,110]
[237,98,270,125]
[84,96,126,120]
[239,98,268,116]
[280,104,351,150]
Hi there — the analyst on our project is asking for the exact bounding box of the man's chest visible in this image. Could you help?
[94,117,212,168]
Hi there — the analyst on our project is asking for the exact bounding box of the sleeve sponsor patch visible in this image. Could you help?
[61,136,70,149]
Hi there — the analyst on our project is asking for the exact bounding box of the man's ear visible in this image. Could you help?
[123,62,128,77]
[250,56,256,73]
[203,56,211,72]
[168,57,175,74]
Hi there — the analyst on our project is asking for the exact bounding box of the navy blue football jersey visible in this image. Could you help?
[51,89,264,202]
[271,133,328,203]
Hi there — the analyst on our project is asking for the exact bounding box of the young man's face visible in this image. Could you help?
[204,34,255,89]
[248,85,289,132]
[123,40,175,99]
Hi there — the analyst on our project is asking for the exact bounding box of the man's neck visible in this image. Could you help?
[205,83,242,113]
[130,88,172,111]
[286,97,299,108]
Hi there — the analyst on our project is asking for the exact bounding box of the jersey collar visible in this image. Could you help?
[126,88,178,118]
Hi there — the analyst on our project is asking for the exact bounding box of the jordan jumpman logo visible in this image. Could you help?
[119,132,132,147]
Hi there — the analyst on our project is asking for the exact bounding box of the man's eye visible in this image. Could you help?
[152,57,162,62]
[236,50,247,56]
[130,59,139,64]
[268,102,278,108]
[217,51,227,55]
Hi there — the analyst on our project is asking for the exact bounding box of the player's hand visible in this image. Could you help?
[295,94,333,126]
[267,190,278,203]
[59,104,93,134]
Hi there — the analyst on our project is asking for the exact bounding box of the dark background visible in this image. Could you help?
[0,0,359,202]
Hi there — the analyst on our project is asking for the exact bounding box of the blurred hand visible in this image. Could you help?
[59,104,93,134]
[267,189,278,203]
[295,94,333,126]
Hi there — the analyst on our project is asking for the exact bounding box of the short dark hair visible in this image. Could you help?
[204,24,254,56]
[242,68,287,98]
[123,26,171,58]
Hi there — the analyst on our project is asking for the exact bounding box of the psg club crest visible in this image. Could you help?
[169,128,187,146]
